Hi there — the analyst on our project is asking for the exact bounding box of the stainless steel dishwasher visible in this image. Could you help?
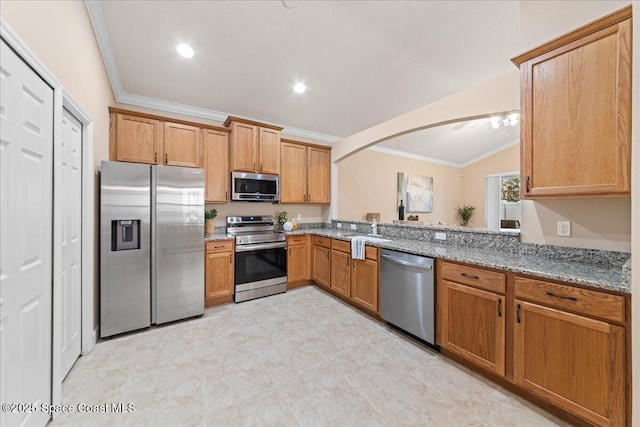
[379,249,436,346]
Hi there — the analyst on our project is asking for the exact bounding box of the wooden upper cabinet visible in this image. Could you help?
[163,122,201,168]
[203,129,230,203]
[307,147,331,204]
[114,113,162,164]
[280,139,331,205]
[280,142,308,203]
[226,117,283,174]
[512,7,632,198]
[258,128,280,174]
[109,108,229,177]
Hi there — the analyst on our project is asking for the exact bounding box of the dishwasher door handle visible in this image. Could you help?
[381,253,433,270]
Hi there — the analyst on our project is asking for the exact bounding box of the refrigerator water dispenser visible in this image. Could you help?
[111,219,140,251]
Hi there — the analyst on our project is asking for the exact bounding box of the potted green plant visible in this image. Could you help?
[205,208,217,235]
[457,205,476,227]
[277,211,288,226]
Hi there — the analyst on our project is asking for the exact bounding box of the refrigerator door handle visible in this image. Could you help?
[151,166,157,324]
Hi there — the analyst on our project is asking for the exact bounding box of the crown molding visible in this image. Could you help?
[460,139,519,168]
[117,92,229,123]
[281,127,340,144]
[367,138,520,169]
[367,146,462,168]
[85,0,122,97]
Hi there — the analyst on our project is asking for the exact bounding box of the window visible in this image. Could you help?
[485,173,520,231]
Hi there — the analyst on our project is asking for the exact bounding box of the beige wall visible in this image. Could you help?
[337,150,462,225]
[1,1,115,168]
[461,144,520,228]
[206,202,329,228]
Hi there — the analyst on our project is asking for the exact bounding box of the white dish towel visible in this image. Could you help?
[351,237,366,260]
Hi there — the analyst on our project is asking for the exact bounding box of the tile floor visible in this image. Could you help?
[52,286,570,427]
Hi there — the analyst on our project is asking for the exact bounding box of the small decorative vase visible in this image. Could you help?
[205,219,215,235]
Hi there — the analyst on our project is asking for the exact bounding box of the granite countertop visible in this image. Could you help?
[287,228,630,294]
[204,233,234,242]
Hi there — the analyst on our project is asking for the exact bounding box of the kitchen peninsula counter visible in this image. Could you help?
[288,228,630,294]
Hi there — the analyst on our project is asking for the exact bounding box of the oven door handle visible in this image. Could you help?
[235,241,287,252]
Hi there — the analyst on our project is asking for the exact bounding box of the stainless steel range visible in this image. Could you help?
[227,216,287,303]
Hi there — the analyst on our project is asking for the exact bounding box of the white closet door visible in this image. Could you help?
[0,39,54,427]
[59,108,82,379]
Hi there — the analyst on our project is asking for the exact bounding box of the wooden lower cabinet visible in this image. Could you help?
[440,280,505,376]
[514,300,625,427]
[205,240,234,306]
[351,257,378,312]
[330,249,351,298]
[287,235,310,287]
[439,260,629,427]
[311,243,331,289]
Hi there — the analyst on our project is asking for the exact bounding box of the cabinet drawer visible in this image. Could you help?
[205,240,234,253]
[332,239,350,253]
[365,246,378,261]
[441,261,505,294]
[287,235,307,246]
[514,276,625,324]
[312,236,331,249]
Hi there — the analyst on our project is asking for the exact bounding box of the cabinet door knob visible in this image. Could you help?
[165,153,168,164]
[525,176,530,193]
[154,152,158,163]
[326,251,329,260]
[461,272,480,280]
[225,191,228,200]
[229,254,232,264]
[497,298,502,317]
[260,162,263,171]
[516,304,521,323]
[308,194,311,202]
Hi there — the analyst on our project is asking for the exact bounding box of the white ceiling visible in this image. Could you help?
[88,0,521,161]
[373,117,519,167]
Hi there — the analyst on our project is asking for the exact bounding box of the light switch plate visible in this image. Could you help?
[350,224,357,230]
[435,232,446,240]
[557,221,571,237]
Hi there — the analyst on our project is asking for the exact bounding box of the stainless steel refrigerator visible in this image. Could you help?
[100,161,204,338]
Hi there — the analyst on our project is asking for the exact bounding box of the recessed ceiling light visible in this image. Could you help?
[176,44,194,58]
[293,83,306,94]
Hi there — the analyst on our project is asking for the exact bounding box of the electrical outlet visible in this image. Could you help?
[336,223,342,228]
[557,221,571,237]
[435,232,447,240]
[350,224,357,230]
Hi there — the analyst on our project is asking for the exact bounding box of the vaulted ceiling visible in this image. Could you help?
[88,0,520,160]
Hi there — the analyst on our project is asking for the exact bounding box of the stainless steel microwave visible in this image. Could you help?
[231,171,280,202]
